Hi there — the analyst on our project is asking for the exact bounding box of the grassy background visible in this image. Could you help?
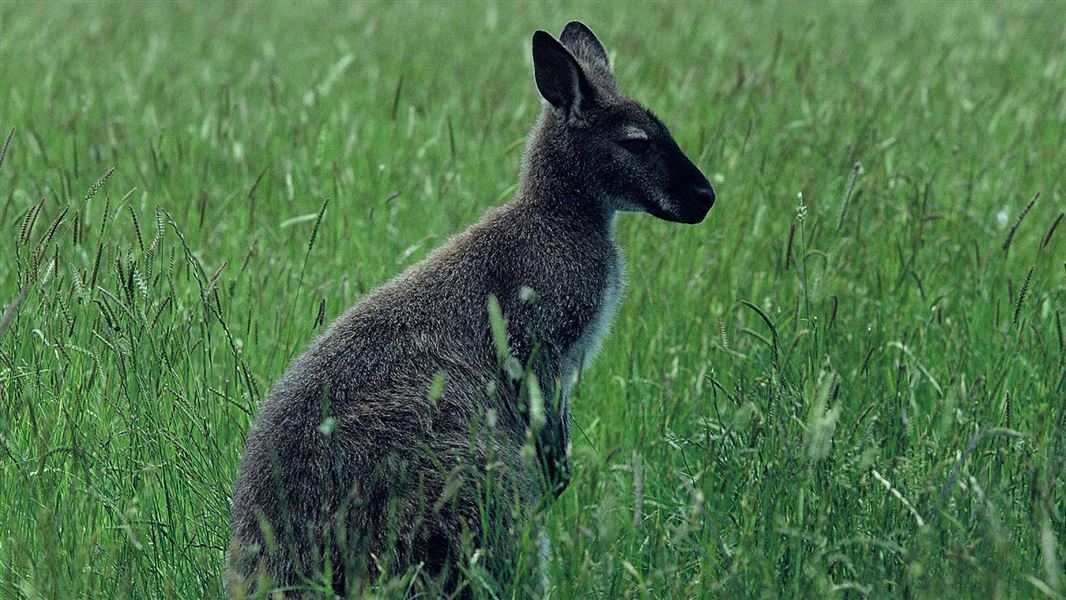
[2,1,1064,598]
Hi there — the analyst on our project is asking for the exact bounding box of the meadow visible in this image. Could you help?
[1,2,1064,598]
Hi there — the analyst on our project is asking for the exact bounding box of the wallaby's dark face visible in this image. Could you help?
[532,23,716,224]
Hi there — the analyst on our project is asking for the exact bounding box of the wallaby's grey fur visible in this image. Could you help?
[229,21,715,598]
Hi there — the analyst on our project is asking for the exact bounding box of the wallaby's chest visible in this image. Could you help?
[562,247,625,391]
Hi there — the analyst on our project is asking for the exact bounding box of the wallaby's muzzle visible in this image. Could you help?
[680,184,716,224]
[663,150,716,224]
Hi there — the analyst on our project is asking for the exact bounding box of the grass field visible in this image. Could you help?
[2,1,1065,598]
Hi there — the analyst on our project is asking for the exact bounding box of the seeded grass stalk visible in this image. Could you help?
[1,2,1064,598]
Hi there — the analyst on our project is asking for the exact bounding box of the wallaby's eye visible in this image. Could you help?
[618,138,650,154]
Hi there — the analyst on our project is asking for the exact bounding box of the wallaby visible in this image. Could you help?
[228,21,715,598]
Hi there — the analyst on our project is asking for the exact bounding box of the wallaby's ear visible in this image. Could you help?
[560,21,610,71]
[532,30,593,119]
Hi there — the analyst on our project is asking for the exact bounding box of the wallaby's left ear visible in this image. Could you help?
[560,21,610,72]
[532,30,594,119]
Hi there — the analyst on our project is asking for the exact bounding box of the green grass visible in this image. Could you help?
[2,1,1064,598]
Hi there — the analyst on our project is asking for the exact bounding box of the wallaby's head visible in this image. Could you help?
[528,22,715,224]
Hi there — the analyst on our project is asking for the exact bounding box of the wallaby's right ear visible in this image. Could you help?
[532,30,593,120]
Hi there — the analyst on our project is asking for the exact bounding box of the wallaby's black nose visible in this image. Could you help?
[694,185,716,208]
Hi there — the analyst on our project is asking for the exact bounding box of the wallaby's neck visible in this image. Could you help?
[513,112,614,234]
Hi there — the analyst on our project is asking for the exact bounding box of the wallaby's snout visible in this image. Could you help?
[674,185,715,224]
[664,141,716,224]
